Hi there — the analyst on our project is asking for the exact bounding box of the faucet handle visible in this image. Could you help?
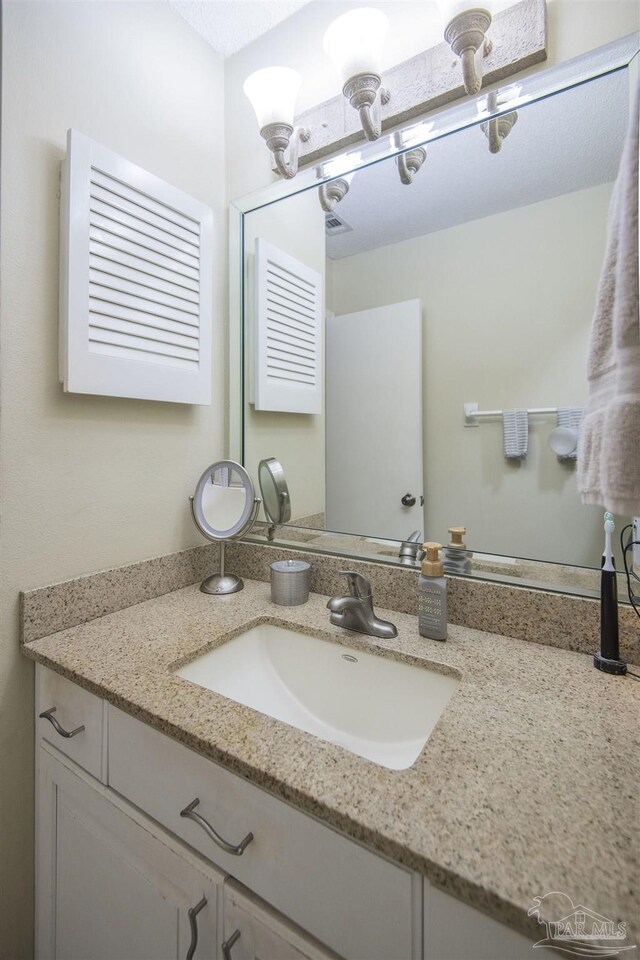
[339,570,372,600]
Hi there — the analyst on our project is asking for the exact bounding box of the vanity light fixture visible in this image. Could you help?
[438,0,494,96]
[323,7,391,142]
[317,151,361,212]
[318,174,353,212]
[245,4,543,176]
[243,66,310,179]
[396,148,427,184]
[479,89,519,152]
[394,122,433,184]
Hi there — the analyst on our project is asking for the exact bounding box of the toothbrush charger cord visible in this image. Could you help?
[619,524,640,681]
[620,524,640,620]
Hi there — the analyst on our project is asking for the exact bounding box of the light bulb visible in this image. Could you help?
[243,66,302,130]
[323,8,389,84]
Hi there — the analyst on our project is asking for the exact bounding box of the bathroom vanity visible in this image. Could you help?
[26,579,638,960]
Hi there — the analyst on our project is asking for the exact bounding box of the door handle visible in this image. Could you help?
[180,798,253,855]
[39,707,85,739]
[222,929,241,960]
[401,493,416,507]
[186,897,207,960]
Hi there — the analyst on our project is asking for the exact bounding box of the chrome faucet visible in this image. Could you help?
[398,530,425,566]
[327,571,398,640]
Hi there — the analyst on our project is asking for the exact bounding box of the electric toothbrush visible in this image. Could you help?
[594,512,627,675]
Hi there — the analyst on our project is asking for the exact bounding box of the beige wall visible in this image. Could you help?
[0,4,225,955]
[243,191,326,521]
[328,182,616,564]
[224,0,640,201]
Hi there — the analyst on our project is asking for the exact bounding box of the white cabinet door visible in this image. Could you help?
[36,745,223,960]
[222,879,339,960]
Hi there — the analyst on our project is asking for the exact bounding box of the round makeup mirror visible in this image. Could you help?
[190,460,261,595]
[258,458,292,540]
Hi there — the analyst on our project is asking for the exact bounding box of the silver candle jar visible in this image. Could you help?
[270,559,311,606]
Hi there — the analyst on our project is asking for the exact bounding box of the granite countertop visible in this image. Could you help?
[22,579,640,943]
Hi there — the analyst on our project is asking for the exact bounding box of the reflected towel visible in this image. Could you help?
[556,407,584,462]
[503,409,528,460]
[577,81,640,515]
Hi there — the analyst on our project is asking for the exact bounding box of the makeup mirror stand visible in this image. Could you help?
[189,459,262,595]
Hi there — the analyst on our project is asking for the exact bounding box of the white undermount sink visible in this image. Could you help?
[174,622,459,770]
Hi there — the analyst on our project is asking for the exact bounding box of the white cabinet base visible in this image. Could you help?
[34,666,559,960]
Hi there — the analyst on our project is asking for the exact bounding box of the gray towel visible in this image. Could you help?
[503,409,528,460]
[577,80,640,515]
[556,407,584,462]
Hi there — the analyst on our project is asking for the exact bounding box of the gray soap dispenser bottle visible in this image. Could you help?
[418,542,447,641]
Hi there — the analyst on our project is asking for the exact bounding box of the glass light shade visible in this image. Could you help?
[323,8,389,84]
[243,66,302,130]
[436,0,493,27]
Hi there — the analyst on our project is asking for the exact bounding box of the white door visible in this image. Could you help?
[36,747,222,960]
[325,299,423,540]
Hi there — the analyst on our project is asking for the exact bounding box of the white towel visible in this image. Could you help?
[556,407,584,462]
[503,409,528,460]
[577,80,640,516]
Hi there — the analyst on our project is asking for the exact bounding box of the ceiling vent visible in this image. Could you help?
[324,212,353,235]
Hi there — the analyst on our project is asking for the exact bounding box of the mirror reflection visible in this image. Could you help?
[242,62,633,593]
[196,462,252,536]
[259,457,292,528]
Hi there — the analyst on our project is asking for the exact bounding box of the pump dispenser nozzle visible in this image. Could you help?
[443,526,473,575]
[448,526,467,548]
[422,542,444,577]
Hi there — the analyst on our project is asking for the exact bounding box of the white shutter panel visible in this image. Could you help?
[254,238,323,414]
[59,129,213,404]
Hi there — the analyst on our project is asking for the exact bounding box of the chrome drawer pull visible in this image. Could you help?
[186,896,207,960]
[39,707,85,739]
[180,798,253,856]
[222,929,240,960]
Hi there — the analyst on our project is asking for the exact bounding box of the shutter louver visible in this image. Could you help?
[255,238,322,414]
[60,129,213,404]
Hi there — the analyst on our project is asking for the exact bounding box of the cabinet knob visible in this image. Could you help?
[401,493,416,507]
[180,798,254,856]
[222,929,241,960]
[39,706,85,739]
[186,896,207,960]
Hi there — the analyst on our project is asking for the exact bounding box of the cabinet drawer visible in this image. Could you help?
[36,665,105,781]
[223,878,339,960]
[108,705,420,960]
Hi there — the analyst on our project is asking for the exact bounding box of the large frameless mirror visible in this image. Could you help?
[230,35,639,601]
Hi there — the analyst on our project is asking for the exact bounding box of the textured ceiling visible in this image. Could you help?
[169,0,310,57]
[325,68,627,259]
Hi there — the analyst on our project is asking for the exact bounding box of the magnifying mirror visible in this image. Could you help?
[258,458,291,540]
[190,460,261,595]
